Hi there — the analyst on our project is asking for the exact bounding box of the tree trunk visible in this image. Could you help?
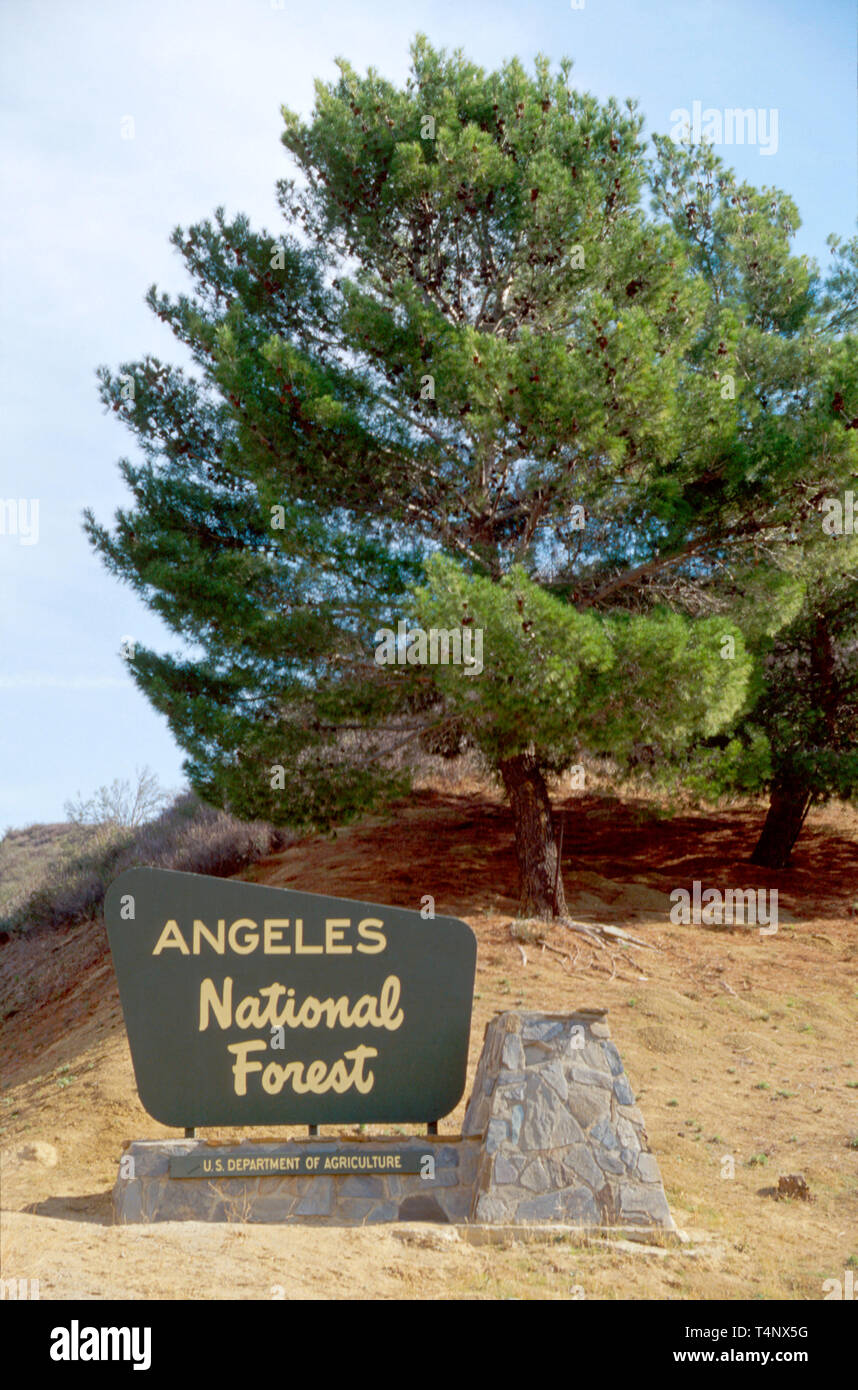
[499,751,567,918]
[749,773,812,869]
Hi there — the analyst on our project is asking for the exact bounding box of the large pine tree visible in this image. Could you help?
[87,38,852,915]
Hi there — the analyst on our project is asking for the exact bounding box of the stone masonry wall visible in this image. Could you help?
[113,1136,478,1226]
[462,1009,674,1228]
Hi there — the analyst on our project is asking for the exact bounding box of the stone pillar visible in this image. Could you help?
[463,1009,674,1230]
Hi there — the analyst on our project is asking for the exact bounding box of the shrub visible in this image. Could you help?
[0,793,285,935]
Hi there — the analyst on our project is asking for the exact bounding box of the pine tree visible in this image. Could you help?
[747,552,858,868]
[86,38,851,916]
[641,146,858,866]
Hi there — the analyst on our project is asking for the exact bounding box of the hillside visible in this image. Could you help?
[0,823,88,921]
[1,787,856,1300]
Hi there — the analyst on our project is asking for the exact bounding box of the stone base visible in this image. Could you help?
[462,1010,674,1229]
[113,1136,477,1226]
[113,1010,674,1231]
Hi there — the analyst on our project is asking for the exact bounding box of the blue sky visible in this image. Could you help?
[0,0,855,829]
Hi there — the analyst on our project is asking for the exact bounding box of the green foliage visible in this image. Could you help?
[85,36,858,837]
[413,555,752,766]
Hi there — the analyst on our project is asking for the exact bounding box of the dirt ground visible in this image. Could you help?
[1,788,856,1300]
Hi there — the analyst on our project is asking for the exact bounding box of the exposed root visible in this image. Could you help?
[556,917,657,951]
[510,916,658,985]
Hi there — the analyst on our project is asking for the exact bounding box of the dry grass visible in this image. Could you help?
[0,794,284,936]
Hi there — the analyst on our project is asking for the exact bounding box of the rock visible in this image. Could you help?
[494,1153,522,1185]
[11,1141,58,1168]
[612,1076,636,1106]
[559,1143,604,1190]
[397,1195,449,1223]
[485,1118,509,1154]
[393,1226,461,1249]
[636,1152,663,1184]
[295,1179,333,1216]
[501,1035,525,1071]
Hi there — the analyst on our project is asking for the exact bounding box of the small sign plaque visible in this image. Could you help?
[104,868,476,1128]
[170,1147,434,1178]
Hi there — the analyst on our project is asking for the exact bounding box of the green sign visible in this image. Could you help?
[170,1146,433,1178]
[104,869,476,1128]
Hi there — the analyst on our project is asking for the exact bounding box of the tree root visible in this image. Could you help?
[510,915,658,986]
[555,916,657,951]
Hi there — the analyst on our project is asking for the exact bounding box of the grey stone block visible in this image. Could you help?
[341,1176,385,1198]
[439,1187,473,1223]
[502,1082,526,1102]
[594,1150,626,1175]
[613,1076,636,1106]
[615,1102,646,1128]
[474,1192,515,1224]
[486,1119,509,1153]
[295,1179,333,1216]
[619,1183,673,1225]
[509,1104,524,1144]
[437,1146,461,1168]
[559,1143,604,1190]
[519,1158,555,1193]
[590,1118,619,1151]
[539,1060,569,1102]
[432,1166,459,1188]
[568,1065,614,1089]
[565,1086,608,1131]
[501,1034,525,1071]
[245,1197,300,1223]
[517,1191,562,1221]
[616,1117,639,1150]
[522,1020,565,1043]
[556,1186,600,1223]
[493,1153,522,1185]
[364,1202,399,1224]
[336,1198,376,1222]
[497,1069,527,1089]
[636,1152,663,1184]
[527,1104,587,1151]
[580,1043,612,1073]
[398,1194,450,1223]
